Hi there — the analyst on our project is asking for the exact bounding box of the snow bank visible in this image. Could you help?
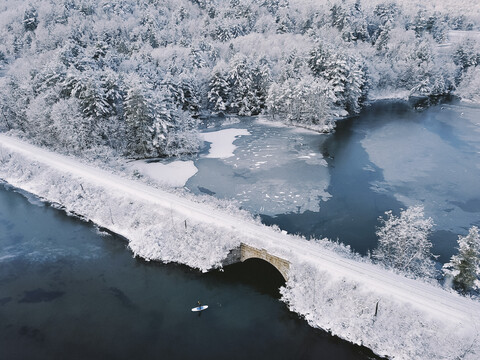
[282,262,478,360]
[1,135,479,360]
[368,89,411,101]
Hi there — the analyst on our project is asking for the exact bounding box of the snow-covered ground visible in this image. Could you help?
[444,30,480,47]
[126,128,251,188]
[126,160,197,188]
[124,128,250,188]
[1,134,479,359]
[368,89,411,101]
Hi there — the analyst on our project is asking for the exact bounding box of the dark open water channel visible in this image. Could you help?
[0,184,378,359]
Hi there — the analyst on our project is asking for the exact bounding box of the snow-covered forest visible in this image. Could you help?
[0,0,479,159]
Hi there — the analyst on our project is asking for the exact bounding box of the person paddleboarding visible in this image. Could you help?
[192,300,208,312]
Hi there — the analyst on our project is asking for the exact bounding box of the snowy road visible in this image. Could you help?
[1,134,479,359]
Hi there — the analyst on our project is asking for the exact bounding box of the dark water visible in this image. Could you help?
[0,184,378,360]
[261,103,407,255]
[263,101,480,263]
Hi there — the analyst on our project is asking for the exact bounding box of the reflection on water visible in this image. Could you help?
[0,185,379,359]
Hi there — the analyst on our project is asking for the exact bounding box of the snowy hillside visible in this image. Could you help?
[1,0,479,159]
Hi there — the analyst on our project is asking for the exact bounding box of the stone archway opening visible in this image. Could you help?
[222,258,286,298]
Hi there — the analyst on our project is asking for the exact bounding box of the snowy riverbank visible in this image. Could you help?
[1,134,480,360]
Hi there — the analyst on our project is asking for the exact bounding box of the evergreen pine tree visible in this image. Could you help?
[266,75,333,129]
[443,226,480,294]
[309,45,366,114]
[228,54,253,115]
[208,65,230,113]
[123,77,157,158]
[228,55,267,116]
[23,6,39,32]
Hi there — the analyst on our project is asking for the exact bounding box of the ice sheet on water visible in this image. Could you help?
[190,120,330,215]
[361,104,480,232]
[200,128,251,159]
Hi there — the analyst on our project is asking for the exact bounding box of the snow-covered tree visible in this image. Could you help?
[410,10,447,43]
[189,47,207,69]
[374,2,399,27]
[163,74,201,115]
[0,0,478,156]
[123,73,199,158]
[407,39,449,96]
[123,76,163,158]
[308,44,367,114]
[228,54,268,115]
[329,1,369,43]
[443,226,480,294]
[0,77,30,133]
[23,6,39,32]
[208,62,230,113]
[330,4,348,32]
[24,89,58,146]
[50,97,93,153]
[455,66,480,102]
[266,75,334,130]
[163,109,200,157]
[453,38,480,71]
[372,206,437,279]
[275,11,295,34]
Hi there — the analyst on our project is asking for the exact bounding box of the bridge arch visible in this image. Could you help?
[239,244,290,282]
[222,243,290,282]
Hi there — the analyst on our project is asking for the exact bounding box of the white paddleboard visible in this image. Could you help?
[191,305,208,312]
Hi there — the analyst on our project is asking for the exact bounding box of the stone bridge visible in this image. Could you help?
[223,243,290,281]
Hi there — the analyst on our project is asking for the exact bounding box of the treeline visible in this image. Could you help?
[0,0,479,158]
